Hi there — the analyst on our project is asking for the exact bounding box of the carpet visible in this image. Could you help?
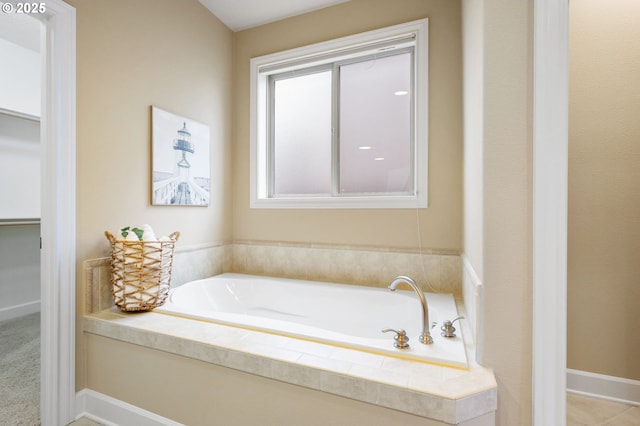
[0,312,40,426]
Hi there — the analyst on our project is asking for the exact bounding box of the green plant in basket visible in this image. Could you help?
[120,226,144,240]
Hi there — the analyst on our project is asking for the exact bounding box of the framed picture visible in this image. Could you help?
[151,106,210,206]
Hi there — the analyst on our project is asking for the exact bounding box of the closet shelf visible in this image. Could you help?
[0,218,40,226]
[0,107,40,122]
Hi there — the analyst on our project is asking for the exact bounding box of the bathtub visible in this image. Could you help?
[155,273,468,368]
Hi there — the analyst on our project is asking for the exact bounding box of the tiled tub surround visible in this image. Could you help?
[84,242,233,313]
[85,241,463,314]
[83,242,495,424]
[231,242,463,294]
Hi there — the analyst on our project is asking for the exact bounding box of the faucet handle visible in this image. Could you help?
[382,328,410,349]
[441,316,464,338]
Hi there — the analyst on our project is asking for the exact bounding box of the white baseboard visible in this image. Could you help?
[567,369,640,406]
[76,389,184,426]
[0,300,40,322]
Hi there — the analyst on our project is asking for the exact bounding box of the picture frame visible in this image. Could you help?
[151,106,210,206]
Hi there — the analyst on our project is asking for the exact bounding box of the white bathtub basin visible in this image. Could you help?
[155,273,468,368]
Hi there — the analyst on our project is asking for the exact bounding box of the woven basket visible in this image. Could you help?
[105,230,180,312]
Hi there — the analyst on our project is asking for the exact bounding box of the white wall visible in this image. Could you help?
[0,12,41,219]
[0,115,40,219]
[0,12,41,117]
[0,38,40,117]
[0,224,40,320]
[0,13,41,321]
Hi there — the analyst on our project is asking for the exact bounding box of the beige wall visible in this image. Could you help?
[568,0,640,381]
[463,0,534,424]
[70,0,233,259]
[68,0,233,388]
[69,0,541,423]
[232,0,463,251]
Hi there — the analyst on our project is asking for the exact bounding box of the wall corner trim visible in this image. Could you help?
[461,253,482,346]
[532,0,569,424]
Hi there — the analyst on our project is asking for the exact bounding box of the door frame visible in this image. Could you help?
[36,1,76,424]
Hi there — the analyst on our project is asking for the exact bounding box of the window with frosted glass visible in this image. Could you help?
[268,50,413,197]
[271,70,332,196]
[251,19,428,208]
[339,52,412,194]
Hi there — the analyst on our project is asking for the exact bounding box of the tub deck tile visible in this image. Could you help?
[283,337,336,358]
[348,362,410,388]
[82,308,497,423]
[297,353,352,374]
[329,345,385,369]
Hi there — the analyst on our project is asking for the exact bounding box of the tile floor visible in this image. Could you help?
[568,393,640,426]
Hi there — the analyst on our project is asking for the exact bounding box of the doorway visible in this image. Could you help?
[35,1,77,425]
[0,9,43,425]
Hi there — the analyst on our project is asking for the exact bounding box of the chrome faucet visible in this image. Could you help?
[388,276,433,344]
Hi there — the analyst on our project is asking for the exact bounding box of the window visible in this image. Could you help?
[250,19,428,208]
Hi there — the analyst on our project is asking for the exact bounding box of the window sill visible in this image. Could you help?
[250,195,427,209]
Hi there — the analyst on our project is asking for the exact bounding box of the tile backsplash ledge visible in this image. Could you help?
[84,241,462,314]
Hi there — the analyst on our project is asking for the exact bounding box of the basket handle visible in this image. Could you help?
[168,231,180,242]
[105,230,116,243]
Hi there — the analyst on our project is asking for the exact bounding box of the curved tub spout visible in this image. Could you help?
[388,276,433,345]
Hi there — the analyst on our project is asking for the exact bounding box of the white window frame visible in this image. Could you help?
[249,19,429,209]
